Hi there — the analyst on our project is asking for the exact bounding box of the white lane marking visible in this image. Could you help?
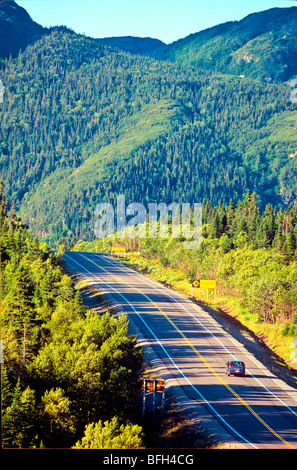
[99,254,297,418]
[65,252,257,448]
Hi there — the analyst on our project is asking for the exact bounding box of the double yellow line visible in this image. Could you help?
[73,252,296,449]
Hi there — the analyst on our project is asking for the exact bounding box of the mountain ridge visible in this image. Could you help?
[151,6,297,82]
[0,0,46,60]
[1,2,297,83]
[0,1,164,60]
[95,36,165,55]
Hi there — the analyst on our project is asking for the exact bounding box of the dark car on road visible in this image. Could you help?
[226,360,245,377]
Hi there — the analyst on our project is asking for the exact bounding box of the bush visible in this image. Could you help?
[73,416,144,449]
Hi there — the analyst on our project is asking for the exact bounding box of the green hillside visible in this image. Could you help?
[1,3,297,245]
[18,98,187,238]
[153,7,297,83]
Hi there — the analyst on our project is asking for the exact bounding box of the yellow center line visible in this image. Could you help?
[76,252,296,449]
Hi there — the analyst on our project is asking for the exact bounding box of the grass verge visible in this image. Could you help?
[121,252,297,377]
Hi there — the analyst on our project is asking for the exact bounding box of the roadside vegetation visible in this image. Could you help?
[0,184,144,448]
[0,181,213,450]
[3,183,297,448]
[72,190,297,370]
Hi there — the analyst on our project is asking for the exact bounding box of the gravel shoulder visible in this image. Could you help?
[200,301,297,392]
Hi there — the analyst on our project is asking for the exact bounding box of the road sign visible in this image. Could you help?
[141,379,164,392]
[200,279,216,289]
[141,379,165,416]
[192,280,200,288]
[111,246,126,258]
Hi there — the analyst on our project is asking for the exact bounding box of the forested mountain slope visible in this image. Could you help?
[0,3,297,245]
[152,7,297,83]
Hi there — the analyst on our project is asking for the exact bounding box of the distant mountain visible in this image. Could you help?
[2,2,297,82]
[152,7,297,83]
[0,1,164,60]
[0,0,46,60]
[95,36,165,55]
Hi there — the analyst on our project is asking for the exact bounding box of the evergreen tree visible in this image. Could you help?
[73,416,143,449]
[3,380,38,448]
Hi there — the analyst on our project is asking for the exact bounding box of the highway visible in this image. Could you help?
[64,251,297,449]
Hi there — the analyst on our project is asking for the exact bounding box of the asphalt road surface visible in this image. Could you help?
[64,251,297,449]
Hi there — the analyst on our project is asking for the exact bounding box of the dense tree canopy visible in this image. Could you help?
[0,27,297,246]
[0,185,144,448]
